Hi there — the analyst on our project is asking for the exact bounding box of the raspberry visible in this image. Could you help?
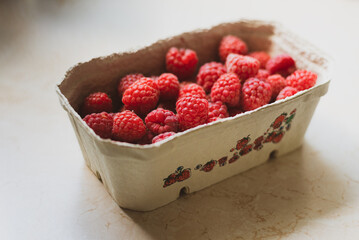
[176,96,208,130]
[266,54,296,75]
[112,111,146,143]
[81,92,113,116]
[210,73,241,107]
[156,73,180,101]
[286,69,317,91]
[208,101,229,119]
[166,47,198,79]
[178,83,206,99]
[83,112,113,139]
[265,74,286,100]
[248,51,270,69]
[219,35,248,62]
[255,69,270,81]
[117,73,144,97]
[122,77,160,116]
[228,107,243,117]
[241,78,272,111]
[276,66,296,78]
[145,108,178,135]
[226,54,260,81]
[152,132,176,143]
[196,62,226,92]
[138,131,155,145]
[276,86,299,100]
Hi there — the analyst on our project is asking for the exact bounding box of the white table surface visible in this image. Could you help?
[1,0,359,239]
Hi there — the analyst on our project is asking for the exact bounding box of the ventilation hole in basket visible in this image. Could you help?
[268,150,278,161]
[95,171,103,183]
[179,186,190,198]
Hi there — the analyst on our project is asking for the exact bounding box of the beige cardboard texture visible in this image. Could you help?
[56,20,331,211]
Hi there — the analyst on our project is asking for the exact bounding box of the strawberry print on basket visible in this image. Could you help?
[162,109,296,188]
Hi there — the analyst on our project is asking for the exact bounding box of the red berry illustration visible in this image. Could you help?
[272,131,285,143]
[201,160,217,172]
[163,173,177,188]
[264,132,275,143]
[176,168,191,182]
[228,153,239,164]
[254,136,264,150]
[272,113,287,129]
[236,136,250,150]
[239,144,253,156]
[230,148,235,152]
[218,156,228,167]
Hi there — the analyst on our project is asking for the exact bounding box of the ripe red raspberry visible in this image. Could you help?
[112,111,146,143]
[208,101,229,119]
[166,47,198,79]
[196,62,226,92]
[145,108,178,135]
[176,96,208,130]
[138,131,155,145]
[248,51,270,69]
[83,112,113,139]
[286,69,317,91]
[266,54,296,75]
[276,86,299,100]
[81,92,113,116]
[241,78,272,111]
[255,69,270,81]
[178,83,206,99]
[226,54,260,81]
[265,74,286,100]
[228,107,243,117]
[219,35,248,62]
[211,73,241,107]
[122,77,160,116]
[152,132,176,143]
[117,73,144,97]
[156,73,180,101]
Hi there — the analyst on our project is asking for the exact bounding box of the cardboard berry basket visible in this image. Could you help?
[56,19,331,211]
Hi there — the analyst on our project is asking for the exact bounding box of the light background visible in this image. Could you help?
[1,0,359,239]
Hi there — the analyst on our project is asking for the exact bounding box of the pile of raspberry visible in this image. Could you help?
[81,35,317,144]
